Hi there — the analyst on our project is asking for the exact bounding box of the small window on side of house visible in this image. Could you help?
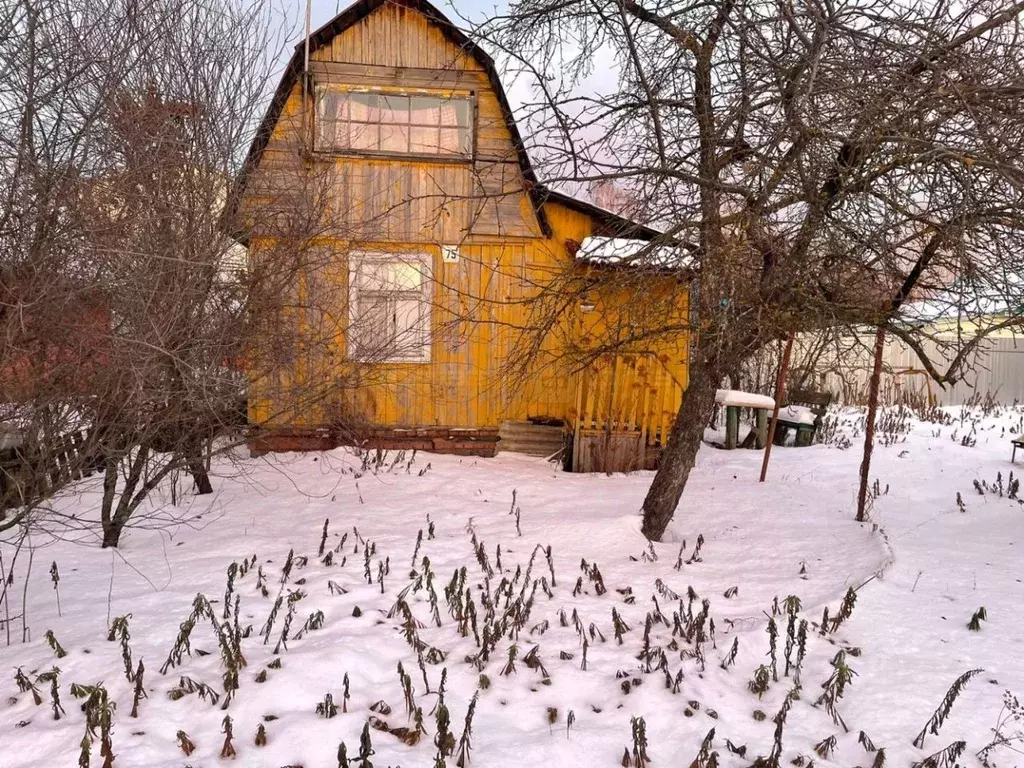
[348,254,432,363]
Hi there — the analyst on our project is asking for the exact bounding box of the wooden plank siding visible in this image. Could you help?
[309,2,539,241]
[243,1,690,437]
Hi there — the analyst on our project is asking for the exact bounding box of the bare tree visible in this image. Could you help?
[0,0,396,547]
[474,0,1024,539]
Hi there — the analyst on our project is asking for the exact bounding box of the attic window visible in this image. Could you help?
[315,86,472,157]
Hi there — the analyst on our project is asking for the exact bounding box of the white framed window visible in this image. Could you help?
[348,253,432,363]
[315,86,473,158]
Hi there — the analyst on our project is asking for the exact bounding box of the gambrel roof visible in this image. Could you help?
[226,0,659,242]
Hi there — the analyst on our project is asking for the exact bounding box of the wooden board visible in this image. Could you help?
[574,430,644,474]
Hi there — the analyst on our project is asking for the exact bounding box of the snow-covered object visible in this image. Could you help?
[576,236,688,268]
[778,404,817,425]
[898,284,1022,326]
[0,428,23,450]
[715,388,776,409]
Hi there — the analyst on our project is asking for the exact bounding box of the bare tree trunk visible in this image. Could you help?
[186,437,212,494]
[856,327,886,522]
[189,459,213,495]
[102,445,148,548]
[100,455,118,543]
[641,355,720,541]
[102,518,125,549]
[727,367,742,390]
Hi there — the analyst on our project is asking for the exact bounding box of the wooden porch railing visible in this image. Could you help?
[570,353,685,472]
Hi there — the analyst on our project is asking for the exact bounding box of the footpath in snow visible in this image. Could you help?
[0,405,1022,767]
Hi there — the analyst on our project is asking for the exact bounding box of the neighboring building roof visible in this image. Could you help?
[898,286,1024,327]
[224,0,658,244]
[575,235,690,269]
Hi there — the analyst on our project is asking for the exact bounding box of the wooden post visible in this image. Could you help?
[725,406,739,449]
[637,359,654,470]
[302,0,313,147]
[856,327,887,522]
[572,367,584,473]
[760,331,796,482]
[796,425,814,447]
[602,356,619,474]
[0,447,13,513]
[755,409,768,448]
[71,431,87,478]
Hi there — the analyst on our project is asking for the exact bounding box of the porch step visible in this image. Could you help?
[497,421,566,457]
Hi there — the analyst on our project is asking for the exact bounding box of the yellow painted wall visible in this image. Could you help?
[244,4,690,432]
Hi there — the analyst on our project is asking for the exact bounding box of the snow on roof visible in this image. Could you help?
[898,276,1024,326]
[576,236,689,269]
[898,297,1010,326]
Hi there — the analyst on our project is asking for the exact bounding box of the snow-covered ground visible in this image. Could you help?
[2,406,1023,767]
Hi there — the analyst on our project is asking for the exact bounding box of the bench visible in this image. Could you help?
[1013,438,1024,463]
[773,389,833,447]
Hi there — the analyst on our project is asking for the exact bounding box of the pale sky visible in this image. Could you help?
[305,0,506,39]
[274,0,524,103]
[274,0,554,145]
[277,0,615,191]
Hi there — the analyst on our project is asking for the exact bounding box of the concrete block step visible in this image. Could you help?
[498,437,562,446]
[496,420,565,457]
[498,438,564,450]
[497,445,565,458]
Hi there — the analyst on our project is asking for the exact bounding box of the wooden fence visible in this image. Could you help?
[570,353,685,472]
[0,429,101,513]
[788,334,1024,406]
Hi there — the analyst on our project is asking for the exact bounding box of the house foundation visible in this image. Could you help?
[248,426,500,458]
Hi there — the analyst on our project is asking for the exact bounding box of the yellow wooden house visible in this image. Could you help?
[228,0,692,471]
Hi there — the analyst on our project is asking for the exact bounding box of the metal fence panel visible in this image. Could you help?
[788,334,1024,406]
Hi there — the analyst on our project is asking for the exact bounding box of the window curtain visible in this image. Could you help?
[318,87,469,157]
